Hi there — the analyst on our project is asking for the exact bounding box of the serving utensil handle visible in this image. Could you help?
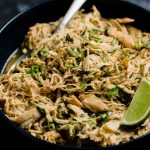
[54,0,86,33]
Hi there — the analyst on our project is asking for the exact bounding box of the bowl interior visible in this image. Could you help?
[0,0,150,149]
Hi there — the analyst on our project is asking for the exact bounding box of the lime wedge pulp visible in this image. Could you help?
[121,77,150,126]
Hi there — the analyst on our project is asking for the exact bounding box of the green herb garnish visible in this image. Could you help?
[122,49,128,56]
[64,125,70,129]
[28,64,41,75]
[92,29,101,34]
[52,115,56,119]
[22,48,27,54]
[107,87,119,98]
[101,113,107,119]
[87,119,96,126]
[70,114,75,118]
[111,49,117,55]
[37,107,45,115]
[101,51,108,63]
[68,49,85,58]
[99,111,112,124]
[45,123,55,130]
[80,82,87,89]
[141,44,150,49]
[66,64,74,68]
[90,35,104,42]
[40,50,48,57]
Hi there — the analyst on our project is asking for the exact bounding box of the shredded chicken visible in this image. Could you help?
[107,27,134,48]
[15,108,41,128]
[64,95,83,107]
[0,6,149,147]
[81,94,109,112]
[67,104,88,118]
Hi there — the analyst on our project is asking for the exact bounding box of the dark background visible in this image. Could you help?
[0,0,150,149]
[0,0,150,28]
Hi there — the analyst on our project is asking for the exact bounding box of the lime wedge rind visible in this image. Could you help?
[121,77,150,126]
[121,107,150,126]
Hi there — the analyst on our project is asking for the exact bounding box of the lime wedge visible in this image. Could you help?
[121,77,150,126]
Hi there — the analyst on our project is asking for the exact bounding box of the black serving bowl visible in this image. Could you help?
[0,0,150,149]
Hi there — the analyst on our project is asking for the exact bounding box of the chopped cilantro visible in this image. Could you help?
[135,42,150,50]
[45,123,55,130]
[22,48,27,54]
[90,35,104,42]
[37,107,45,115]
[98,111,112,124]
[64,125,70,129]
[101,113,107,119]
[68,49,85,58]
[28,64,41,75]
[70,114,75,118]
[40,50,48,57]
[107,87,119,98]
[121,49,128,56]
[52,115,56,119]
[92,29,101,34]
[101,51,108,63]
[66,64,74,68]
[87,119,96,126]
[80,82,87,89]
[141,44,150,49]
[111,49,117,55]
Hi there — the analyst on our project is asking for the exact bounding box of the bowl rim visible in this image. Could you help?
[0,0,150,149]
